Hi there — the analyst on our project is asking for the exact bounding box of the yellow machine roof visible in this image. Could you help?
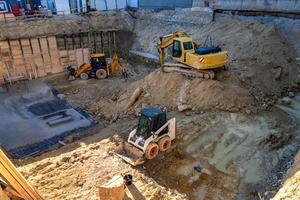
[91,53,105,58]
[175,37,193,42]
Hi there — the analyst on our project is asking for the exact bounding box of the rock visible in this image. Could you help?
[64,136,74,143]
[126,87,143,109]
[245,109,251,114]
[274,67,282,80]
[288,92,295,98]
[280,97,292,106]
[272,95,278,101]
[177,104,191,112]
[57,94,66,100]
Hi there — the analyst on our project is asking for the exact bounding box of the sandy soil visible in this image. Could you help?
[18,120,187,200]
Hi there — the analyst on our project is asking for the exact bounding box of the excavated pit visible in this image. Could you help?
[0,9,299,200]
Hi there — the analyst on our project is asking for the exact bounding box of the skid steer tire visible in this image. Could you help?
[80,73,89,80]
[96,69,107,79]
[158,136,171,151]
[145,143,159,160]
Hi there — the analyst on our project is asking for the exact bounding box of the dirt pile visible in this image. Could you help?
[115,71,256,113]
[132,12,298,98]
[271,150,300,199]
[18,137,187,200]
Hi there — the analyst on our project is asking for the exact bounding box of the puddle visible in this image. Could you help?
[183,113,272,184]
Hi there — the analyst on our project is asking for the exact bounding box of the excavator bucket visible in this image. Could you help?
[114,142,145,166]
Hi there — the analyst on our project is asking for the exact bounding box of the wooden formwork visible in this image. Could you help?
[0,30,117,85]
[0,35,91,85]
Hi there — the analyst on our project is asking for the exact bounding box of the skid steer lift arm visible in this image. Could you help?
[0,148,44,200]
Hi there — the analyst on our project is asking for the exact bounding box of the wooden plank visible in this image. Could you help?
[59,50,69,70]
[10,40,27,77]
[31,38,46,77]
[0,62,4,85]
[39,38,51,74]
[21,39,34,79]
[83,48,90,64]
[68,50,77,67]
[48,36,62,74]
[76,49,84,67]
[0,148,44,200]
[0,41,15,77]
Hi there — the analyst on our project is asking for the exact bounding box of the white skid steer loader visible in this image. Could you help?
[115,108,176,166]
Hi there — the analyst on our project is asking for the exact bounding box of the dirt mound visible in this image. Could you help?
[18,137,187,200]
[272,150,300,199]
[112,71,256,115]
[132,12,298,98]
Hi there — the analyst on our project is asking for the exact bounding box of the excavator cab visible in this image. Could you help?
[172,37,195,63]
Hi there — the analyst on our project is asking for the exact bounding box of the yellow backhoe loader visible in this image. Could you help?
[67,52,127,80]
[157,32,228,79]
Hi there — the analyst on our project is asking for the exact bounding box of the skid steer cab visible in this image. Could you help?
[67,53,127,80]
[115,108,176,166]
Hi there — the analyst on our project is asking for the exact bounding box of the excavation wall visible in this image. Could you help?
[0,30,119,84]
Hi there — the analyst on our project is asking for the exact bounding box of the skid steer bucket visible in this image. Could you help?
[114,141,145,166]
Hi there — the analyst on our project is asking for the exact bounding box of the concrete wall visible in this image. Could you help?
[194,0,300,12]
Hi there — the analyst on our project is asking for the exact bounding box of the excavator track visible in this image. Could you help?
[163,63,215,79]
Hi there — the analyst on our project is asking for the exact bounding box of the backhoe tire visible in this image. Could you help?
[96,69,107,79]
[145,143,159,160]
[158,136,171,151]
[80,73,89,80]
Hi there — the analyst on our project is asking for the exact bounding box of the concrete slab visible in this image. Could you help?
[0,80,94,158]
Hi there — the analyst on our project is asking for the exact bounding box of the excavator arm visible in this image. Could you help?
[157,32,190,71]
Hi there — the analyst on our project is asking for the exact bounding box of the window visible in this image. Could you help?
[173,40,182,57]
[137,115,151,138]
[183,42,193,50]
[0,2,8,12]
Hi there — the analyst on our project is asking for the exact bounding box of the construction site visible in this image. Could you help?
[1,0,300,199]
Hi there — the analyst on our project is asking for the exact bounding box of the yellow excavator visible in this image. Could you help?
[157,32,228,79]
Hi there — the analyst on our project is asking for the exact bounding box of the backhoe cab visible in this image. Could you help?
[115,108,176,166]
[158,32,228,79]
